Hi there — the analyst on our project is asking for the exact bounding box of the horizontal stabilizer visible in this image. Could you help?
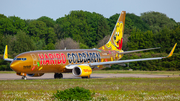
[119,47,160,54]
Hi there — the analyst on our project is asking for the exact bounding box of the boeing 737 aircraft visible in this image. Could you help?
[3,11,177,80]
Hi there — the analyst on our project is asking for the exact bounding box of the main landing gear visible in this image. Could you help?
[54,73,63,79]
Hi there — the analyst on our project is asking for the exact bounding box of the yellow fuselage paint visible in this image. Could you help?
[10,49,123,74]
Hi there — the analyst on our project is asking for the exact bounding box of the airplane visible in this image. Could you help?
[3,11,177,80]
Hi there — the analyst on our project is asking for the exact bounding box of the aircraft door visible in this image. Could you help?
[30,54,37,66]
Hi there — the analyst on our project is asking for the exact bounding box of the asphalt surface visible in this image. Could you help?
[0,73,172,80]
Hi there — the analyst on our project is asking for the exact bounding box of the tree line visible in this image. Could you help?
[0,10,179,71]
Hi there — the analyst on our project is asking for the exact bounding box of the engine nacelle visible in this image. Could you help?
[27,73,44,77]
[72,65,92,77]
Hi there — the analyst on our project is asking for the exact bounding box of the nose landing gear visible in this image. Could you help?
[16,73,27,80]
[22,76,27,80]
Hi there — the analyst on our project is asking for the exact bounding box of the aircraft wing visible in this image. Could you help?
[89,43,177,66]
[66,43,177,69]
[89,57,163,66]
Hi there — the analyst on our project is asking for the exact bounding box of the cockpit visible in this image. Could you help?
[13,58,27,61]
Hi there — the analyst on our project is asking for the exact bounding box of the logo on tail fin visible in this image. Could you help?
[113,22,123,50]
[105,22,124,51]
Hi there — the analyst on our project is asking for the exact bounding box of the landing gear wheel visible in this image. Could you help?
[22,76,27,80]
[81,75,90,79]
[54,73,63,79]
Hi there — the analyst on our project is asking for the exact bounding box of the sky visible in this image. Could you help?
[0,0,180,22]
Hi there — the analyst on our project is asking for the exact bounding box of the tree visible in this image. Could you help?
[46,27,57,44]
[97,35,110,48]
[79,43,89,49]
[54,24,63,39]
[45,42,55,50]
[126,13,149,31]
[8,16,28,33]
[0,18,16,35]
[155,25,180,53]
[127,28,155,50]
[107,13,150,35]
[107,13,119,33]
[55,38,79,49]
[37,16,55,28]
[0,14,7,19]
[28,20,47,39]
[56,10,110,48]
[13,30,36,53]
[141,11,177,33]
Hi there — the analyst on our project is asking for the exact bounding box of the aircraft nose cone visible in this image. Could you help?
[10,62,20,72]
[10,64,15,69]
[10,63,16,71]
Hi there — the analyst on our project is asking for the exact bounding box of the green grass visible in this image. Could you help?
[0,71,16,74]
[0,77,180,100]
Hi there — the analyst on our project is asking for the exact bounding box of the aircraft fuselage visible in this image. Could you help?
[10,49,123,74]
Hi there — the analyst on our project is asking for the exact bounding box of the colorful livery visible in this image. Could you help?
[3,11,177,80]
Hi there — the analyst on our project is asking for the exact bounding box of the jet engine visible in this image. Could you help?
[72,65,92,77]
[27,73,44,77]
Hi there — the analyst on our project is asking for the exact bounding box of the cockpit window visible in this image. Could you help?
[17,58,21,60]
[22,58,27,61]
[14,58,27,61]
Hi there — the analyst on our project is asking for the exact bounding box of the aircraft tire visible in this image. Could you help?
[54,73,63,79]
[22,76,27,80]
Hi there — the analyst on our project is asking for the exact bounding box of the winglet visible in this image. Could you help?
[3,45,8,59]
[167,43,177,58]
[3,45,13,61]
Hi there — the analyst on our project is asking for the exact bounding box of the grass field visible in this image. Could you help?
[0,77,180,101]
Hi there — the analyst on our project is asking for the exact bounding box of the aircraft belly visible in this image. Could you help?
[38,65,64,73]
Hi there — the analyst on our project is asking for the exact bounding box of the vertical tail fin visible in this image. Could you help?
[99,11,126,51]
